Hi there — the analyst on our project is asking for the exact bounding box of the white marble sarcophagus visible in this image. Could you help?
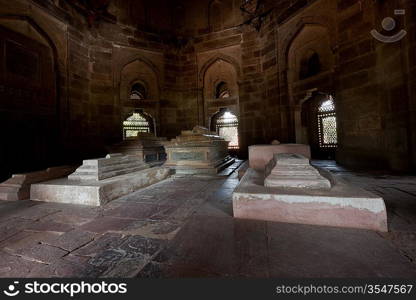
[163,126,234,175]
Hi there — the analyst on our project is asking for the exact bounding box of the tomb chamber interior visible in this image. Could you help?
[0,0,415,279]
[0,0,414,177]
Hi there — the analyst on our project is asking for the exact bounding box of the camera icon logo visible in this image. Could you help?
[3,281,20,297]
[371,9,407,43]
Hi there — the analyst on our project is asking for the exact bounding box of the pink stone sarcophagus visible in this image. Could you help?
[249,144,311,170]
[0,166,77,201]
[233,153,388,232]
[31,154,171,206]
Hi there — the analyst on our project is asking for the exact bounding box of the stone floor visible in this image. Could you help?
[0,160,415,278]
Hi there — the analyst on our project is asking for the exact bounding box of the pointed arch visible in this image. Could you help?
[0,15,59,69]
[281,17,335,64]
[199,54,241,84]
[119,57,161,86]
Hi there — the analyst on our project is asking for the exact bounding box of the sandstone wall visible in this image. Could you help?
[0,0,414,171]
[335,0,415,170]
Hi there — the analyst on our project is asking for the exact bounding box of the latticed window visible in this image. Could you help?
[123,112,150,139]
[215,111,239,149]
[317,96,337,148]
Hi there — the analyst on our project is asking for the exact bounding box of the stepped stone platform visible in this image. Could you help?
[31,154,171,206]
[233,166,388,232]
[0,166,77,201]
[265,153,331,189]
[68,153,148,181]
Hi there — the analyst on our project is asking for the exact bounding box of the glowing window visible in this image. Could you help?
[318,98,336,112]
[317,96,337,148]
[215,111,239,149]
[123,112,150,139]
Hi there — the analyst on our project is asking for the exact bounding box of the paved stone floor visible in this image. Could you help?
[0,160,415,278]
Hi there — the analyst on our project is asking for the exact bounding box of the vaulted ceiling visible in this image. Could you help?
[58,0,311,35]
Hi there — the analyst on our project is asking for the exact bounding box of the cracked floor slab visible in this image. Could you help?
[0,160,414,278]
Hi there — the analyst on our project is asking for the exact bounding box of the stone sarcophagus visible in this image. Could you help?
[164,126,235,175]
[108,133,167,166]
[249,143,311,170]
[0,166,77,201]
[31,154,170,206]
[264,153,331,189]
[233,153,388,232]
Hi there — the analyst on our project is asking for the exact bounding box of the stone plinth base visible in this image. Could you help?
[249,144,311,170]
[68,153,148,181]
[168,155,235,175]
[233,168,388,232]
[108,133,167,166]
[0,166,77,201]
[31,167,171,206]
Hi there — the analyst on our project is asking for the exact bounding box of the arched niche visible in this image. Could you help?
[286,24,336,150]
[119,59,160,136]
[120,59,159,101]
[202,58,239,127]
[287,24,334,88]
[130,81,148,100]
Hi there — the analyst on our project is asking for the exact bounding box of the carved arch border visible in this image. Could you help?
[117,56,162,93]
[198,53,241,85]
[0,15,61,71]
[278,15,336,72]
[116,56,162,137]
